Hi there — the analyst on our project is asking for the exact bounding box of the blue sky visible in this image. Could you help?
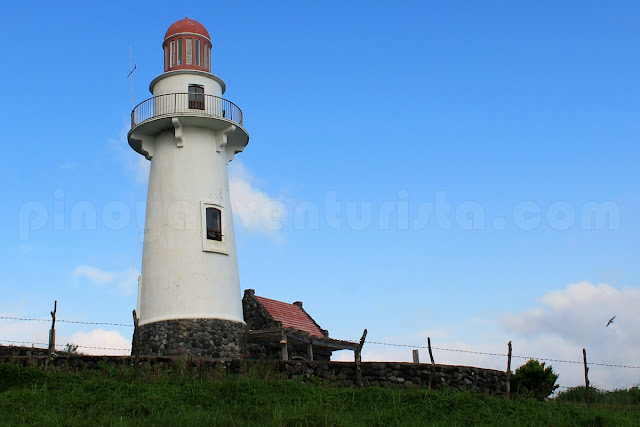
[2,1,639,389]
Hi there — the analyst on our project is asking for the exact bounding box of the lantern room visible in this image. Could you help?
[163,17,212,72]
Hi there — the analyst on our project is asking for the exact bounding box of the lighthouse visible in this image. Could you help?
[128,18,249,357]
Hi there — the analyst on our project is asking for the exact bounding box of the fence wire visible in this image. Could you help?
[0,339,129,351]
[0,316,132,327]
[2,316,640,369]
[366,341,640,369]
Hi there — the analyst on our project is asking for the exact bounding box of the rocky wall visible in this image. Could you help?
[1,348,508,397]
[137,318,245,358]
[280,361,508,396]
[242,290,280,330]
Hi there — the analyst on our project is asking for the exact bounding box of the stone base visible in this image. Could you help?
[137,318,245,358]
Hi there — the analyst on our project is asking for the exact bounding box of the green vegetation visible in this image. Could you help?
[1,362,639,426]
[510,359,559,401]
[555,385,640,405]
[63,343,79,354]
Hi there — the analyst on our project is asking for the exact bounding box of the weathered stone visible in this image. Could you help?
[2,344,510,397]
[137,318,244,358]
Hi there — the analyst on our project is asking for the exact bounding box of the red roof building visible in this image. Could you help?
[254,296,325,338]
[242,289,357,361]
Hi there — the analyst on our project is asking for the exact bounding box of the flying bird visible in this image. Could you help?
[606,315,616,327]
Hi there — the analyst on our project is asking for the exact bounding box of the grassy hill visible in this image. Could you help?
[1,361,638,426]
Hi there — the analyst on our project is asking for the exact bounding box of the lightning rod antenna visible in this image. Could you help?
[127,46,137,109]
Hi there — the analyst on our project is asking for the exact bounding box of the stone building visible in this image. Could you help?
[243,289,358,361]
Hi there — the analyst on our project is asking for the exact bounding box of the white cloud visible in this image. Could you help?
[500,282,640,390]
[73,266,116,284]
[58,161,77,170]
[0,315,49,347]
[113,119,284,240]
[73,265,139,295]
[229,161,287,241]
[0,310,130,356]
[332,325,509,373]
[67,329,131,356]
[501,282,640,348]
[331,283,640,391]
[334,334,619,392]
[109,121,150,184]
[18,244,33,254]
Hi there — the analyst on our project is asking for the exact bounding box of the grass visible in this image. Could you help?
[555,385,640,409]
[1,361,639,426]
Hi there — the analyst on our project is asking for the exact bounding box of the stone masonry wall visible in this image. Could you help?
[242,290,280,330]
[287,361,508,396]
[137,318,245,358]
[1,348,508,397]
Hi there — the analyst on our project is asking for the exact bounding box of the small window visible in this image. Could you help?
[177,39,183,65]
[186,38,192,65]
[170,41,175,67]
[195,39,200,66]
[201,202,228,254]
[206,207,222,241]
[204,45,208,70]
[188,85,205,110]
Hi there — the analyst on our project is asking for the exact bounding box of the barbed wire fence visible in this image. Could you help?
[0,316,133,327]
[0,307,133,354]
[0,339,130,352]
[365,340,640,370]
[2,308,639,396]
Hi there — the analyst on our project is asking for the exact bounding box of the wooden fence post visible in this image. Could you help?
[280,330,288,361]
[48,301,57,355]
[46,301,57,371]
[243,322,251,358]
[132,310,140,368]
[427,337,435,364]
[583,348,590,408]
[412,349,420,364]
[355,329,367,388]
[427,337,435,391]
[242,322,251,375]
[307,343,314,362]
[506,341,512,399]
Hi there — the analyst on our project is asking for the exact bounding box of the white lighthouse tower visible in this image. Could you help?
[128,18,248,357]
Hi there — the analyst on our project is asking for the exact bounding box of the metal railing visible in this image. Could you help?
[131,93,243,128]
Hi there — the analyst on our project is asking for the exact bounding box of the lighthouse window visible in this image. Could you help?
[204,45,208,70]
[206,207,222,241]
[170,41,176,67]
[186,38,192,65]
[195,39,201,66]
[177,39,183,65]
[188,85,205,110]
[201,202,228,254]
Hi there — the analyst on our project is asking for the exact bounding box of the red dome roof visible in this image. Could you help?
[164,18,210,42]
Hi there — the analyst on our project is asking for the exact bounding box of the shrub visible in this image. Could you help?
[511,359,558,401]
[555,385,640,404]
[554,386,603,403]
[63,343,79,354]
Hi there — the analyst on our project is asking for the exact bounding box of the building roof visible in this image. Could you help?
[255,296,325,337]
[164,18,211,42]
